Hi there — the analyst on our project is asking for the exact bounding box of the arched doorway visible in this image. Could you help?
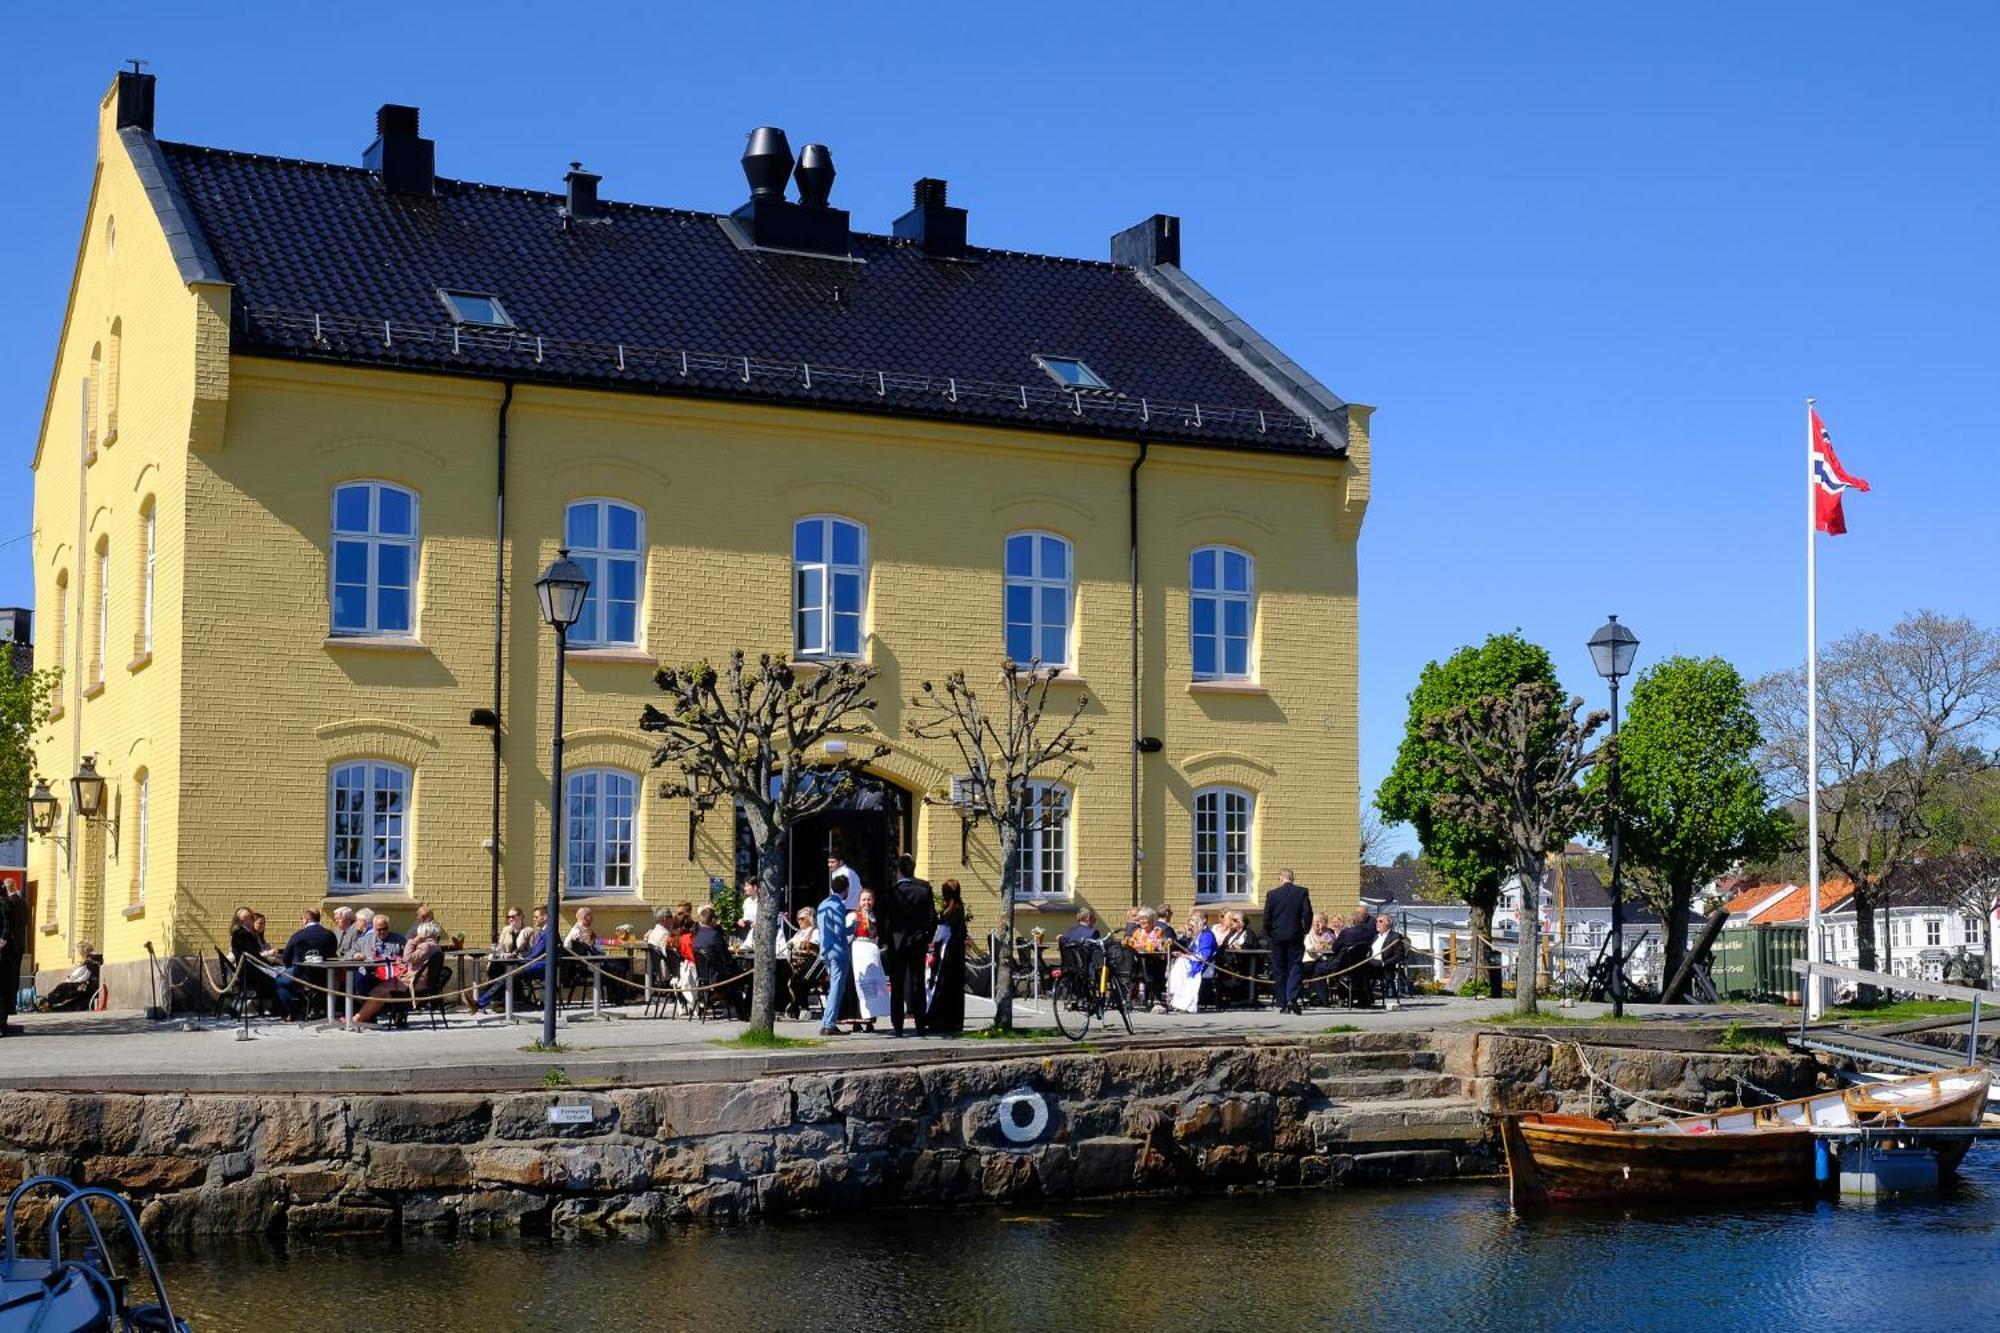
[734,771,916,915]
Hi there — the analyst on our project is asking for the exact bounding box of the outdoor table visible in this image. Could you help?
[486,953,522,1020]
[439,947,489,1006]
[315,958,374,1028]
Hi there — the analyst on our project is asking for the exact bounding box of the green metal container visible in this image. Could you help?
[1713,923,1808,1004]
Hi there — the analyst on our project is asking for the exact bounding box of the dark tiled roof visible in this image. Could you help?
[156,143,1341,455]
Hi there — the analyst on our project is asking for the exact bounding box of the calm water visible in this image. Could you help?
[160,1149,2000,1333]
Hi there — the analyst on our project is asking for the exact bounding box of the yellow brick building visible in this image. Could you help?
[29,74,1368,1002]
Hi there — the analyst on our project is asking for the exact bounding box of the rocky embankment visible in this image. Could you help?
[0,1027,1820,1240]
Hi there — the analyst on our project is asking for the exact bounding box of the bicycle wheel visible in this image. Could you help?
[1107,977,1135,1034]
[1052,972,1093,1041]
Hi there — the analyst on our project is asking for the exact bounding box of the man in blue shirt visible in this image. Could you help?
[816,889,852,1036]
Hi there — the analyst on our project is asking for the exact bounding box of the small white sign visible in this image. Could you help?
[546,1103,595,1125]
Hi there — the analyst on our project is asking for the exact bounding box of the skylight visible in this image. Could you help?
[438,289,513,327]
[1034,355,1109,390]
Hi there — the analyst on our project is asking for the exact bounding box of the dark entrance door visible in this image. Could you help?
[735,774,914,917]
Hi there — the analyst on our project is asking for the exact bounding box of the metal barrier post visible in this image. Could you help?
[1970,995,1982,1062]
[592,967,603,1019]
[504,971,515,1022]
[1799,962,1812,1043]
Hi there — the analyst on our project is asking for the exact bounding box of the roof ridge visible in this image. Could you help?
[157,139,1131,271]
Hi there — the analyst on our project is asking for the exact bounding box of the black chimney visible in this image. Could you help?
[731,126,849,256]
[893,177,968,261]
[113,69,156,133]
[364,103,435,196]
[0,608,29,647]
[1112,213,1180,269]
[564,161,602,220]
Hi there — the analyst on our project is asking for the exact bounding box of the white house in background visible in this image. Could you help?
[1362,862,1698,989]
[1724,876,1995,987]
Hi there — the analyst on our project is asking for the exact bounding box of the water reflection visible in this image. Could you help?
[163,1150,2000,1333]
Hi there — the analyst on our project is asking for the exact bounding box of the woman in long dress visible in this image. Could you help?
[927,879,969,1035]
[1167,910,1217,1014]
[847,890,891,1030]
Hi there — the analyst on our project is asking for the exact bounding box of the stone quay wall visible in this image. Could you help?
[0,1030,1821,1240]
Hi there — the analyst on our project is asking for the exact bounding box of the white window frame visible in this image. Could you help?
[1004,530,1074,669]
[328,761,411,892]
[564,499,645,648]
[1014,780,1072,900]
[565,767,639,896]
[330,481,419,637]
[1193,785,1255,900]
[140,505,155,655]
[133,772,149,905]
[1189,545,1254,681]
[1926,917,1942,948]
[793,515,868,659]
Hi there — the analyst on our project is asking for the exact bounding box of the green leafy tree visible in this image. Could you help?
[2,666,60,843]
[1593,656,1789,990]
[1377,634,1560,996]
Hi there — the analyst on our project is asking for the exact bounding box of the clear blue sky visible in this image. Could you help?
[4,3,1996,854]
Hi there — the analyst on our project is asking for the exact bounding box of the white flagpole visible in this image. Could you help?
[1805,396,1824,1020]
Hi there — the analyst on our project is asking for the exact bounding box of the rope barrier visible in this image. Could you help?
[211,946,556,1011]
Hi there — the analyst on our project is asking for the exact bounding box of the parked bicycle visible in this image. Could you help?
[1053,937,1134,1041]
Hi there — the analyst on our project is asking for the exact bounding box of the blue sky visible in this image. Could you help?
[3,3,1995,854]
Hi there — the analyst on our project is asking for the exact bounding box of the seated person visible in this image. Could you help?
[489,906,538,983]
[1156,904,1184,948]
[690,906,745,1017]
[564,906,602,955]
[275,908,339,1017]
[1127,908,1171,1005]
[1211,911,1255,1007]
[784,907,820,1019]
[1301,912,1340,1003]
[1327,908,1377,1006]
[228,906,279,1011]
[354,921,444,1025]
[472,916,548,1012]
[1165,911,1217,1014]
[1058,908,1099,949]
[1368,914,1408,1010]
[36,943,101,1013]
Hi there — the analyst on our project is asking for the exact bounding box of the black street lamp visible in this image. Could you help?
[1587,614,1640,1017]
[70,755,107,821]
[535,548,591,1050]
[27,779,59,837]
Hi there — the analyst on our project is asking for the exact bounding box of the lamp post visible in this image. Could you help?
[1587,614,1640,1018]
[535,549,591,1050]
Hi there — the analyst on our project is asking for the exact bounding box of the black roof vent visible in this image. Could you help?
[741,126,794,200]
[893,176,968,261]
[364,103,435,196]
[730,126,850,257]
[113,67,156,133]
[564,161,603,221]
[794,143,835,207]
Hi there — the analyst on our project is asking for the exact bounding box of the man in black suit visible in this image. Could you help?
[1263,869,1314,1015]
[0,877,29,1036]
[276,907,340,1019]
[881,853,937,1038]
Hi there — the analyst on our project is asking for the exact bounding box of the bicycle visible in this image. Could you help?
[1053,937,1135,1041]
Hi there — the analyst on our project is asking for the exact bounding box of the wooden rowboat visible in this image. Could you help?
[1502,1067,1991,1205]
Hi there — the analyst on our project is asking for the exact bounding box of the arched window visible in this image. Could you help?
[793,516,866,658]
[105,318,122,444]
[564,500,644,647]
[137,500,155,659]
[132,769,149,907]
[92,539,110,687]
[87,344,102,457]
[1189,545,1254,681]
[1193,786,1254,899]
[1004,531,1073,668]
[331,481,418,635]
[329,761,410,890]
[1015,781,1071,900]
[566,768,638,895]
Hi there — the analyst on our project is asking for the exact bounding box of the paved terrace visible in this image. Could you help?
[0,997,1790,1094]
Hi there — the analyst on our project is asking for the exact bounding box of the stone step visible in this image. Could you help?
[1310,1049,1443,1077]
[1314,1072,1466,1103]
[1314,1030,1432,1054]
[1312,1098,1488,1146]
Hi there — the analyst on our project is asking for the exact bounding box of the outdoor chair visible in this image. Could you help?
[642,945,689,1020]
[416,949,452,1030]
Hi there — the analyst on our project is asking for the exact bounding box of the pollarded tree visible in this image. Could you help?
[641,652,887,1038]
[2,667,60,844]
[1591,655,1789,991]
[1377,634,1561,996]
[907,662,1091,1032]
[1422,681,1608,1015]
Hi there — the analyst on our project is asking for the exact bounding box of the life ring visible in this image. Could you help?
[996,1088,1050,1144]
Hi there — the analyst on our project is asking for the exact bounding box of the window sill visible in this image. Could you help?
[323,634,429,654]
[83,679,106,701]
[1032,670,1087,686]
[121,902,146,921]
[322,889,415,907]
[566,647,657,665]
[48,703,64,722]
[41,922,59,935]
[102,429,119,449]
[792,655,867,675]
[1011,898,1077,913]
[1186,679,1268,697]
[127,651,153,675]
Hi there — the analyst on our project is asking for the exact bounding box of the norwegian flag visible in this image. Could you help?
[1811,407,1869,535]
